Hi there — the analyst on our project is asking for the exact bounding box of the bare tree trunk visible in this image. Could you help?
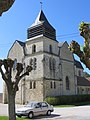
[8,90,16,120]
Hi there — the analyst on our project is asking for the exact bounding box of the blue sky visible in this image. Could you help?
[0,0,90,92]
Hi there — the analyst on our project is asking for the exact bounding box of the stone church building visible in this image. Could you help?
[3,10,90,104]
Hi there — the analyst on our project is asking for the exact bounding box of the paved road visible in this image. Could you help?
[0,103,90,120]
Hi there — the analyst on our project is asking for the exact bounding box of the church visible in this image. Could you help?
[3,10,90,104]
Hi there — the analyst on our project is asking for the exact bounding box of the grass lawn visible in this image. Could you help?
[0,116,30,120]
[55,101,90,108]
[55,105,75,108]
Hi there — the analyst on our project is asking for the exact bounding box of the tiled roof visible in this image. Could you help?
[74,60,83,69]
[77,76,90,86]
[16,40,25,47]
[86,77,90,81]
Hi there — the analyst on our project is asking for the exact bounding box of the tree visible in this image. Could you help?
[83,71,90,77]
[0,58,32,120]
[69,22,90,70]
[0,0,15,16]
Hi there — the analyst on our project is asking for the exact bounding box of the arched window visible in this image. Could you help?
[50,81,53,89]
[30,81,32,89]
[54,81,56,89]
[33,58,37,70]
[53,58,56,70]
[66,76,70,90]
[13,59,17,70]
[49,45,52,53]
[49,57,52,70]
[32,44,36,53]
[33,81,36,89]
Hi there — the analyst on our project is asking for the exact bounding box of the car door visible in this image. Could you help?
[34,103,43,116]
[40,102,48,115]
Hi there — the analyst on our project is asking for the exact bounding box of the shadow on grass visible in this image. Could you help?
[34,114,60,119]
[72,102,90,106]
[24,114,60,120]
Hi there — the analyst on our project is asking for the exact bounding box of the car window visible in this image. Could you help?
[41,102,48,107]
[35,103,41,108]
[25,102,35,108]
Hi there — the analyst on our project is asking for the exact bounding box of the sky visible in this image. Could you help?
[0,0,90,93]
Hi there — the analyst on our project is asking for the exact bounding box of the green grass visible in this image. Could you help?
[55,105,75,108]
[54,101,90,108]
[0,116,30,120]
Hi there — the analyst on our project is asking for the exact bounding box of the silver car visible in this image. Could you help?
[16,101,54,118]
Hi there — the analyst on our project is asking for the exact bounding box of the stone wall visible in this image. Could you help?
[16,79,44,104]
[0,93,3,103]
[77,86,90,94]
[43,80,62,98]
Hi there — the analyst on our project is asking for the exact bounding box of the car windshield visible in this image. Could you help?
[25,102,36,108]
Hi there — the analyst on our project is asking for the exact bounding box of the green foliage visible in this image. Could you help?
[45,95,90,105]
[83,72,90,77]
[0,0,15,16]
[79,21,90,31]
[0,116,30,120]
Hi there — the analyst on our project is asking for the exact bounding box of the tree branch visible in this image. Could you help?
[14,65,32,91]
[69,22,90,70]
[0,66,7,83]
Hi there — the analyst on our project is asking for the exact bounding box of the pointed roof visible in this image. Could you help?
[16,40,25,47]
[27,10,56,40]
[7,40,25,58]
[74,60,83,69]
[31,10,50,27]
[77,76,90,86]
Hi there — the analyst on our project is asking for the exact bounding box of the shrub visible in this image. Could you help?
[45,95,90,105]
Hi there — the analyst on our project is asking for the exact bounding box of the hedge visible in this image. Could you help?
[45,95,90,105]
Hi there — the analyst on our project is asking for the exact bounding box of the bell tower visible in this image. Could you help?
[27,10,56,40]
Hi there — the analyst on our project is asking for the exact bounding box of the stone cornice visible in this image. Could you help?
[24,51,59,58]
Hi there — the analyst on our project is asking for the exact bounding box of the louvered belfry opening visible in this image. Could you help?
[27,10,56,40]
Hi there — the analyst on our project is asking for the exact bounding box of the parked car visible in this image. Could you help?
[16,101,54,118]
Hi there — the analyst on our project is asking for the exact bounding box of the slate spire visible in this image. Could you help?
[27,10,56,40]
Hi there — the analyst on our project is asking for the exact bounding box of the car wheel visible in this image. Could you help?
[28,112,34,118]
[47,110,51,116]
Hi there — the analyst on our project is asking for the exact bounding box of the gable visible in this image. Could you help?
[60,41,74,62]
[8,41,25,62]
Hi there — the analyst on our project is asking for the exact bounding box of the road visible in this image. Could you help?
[0,103,90,120]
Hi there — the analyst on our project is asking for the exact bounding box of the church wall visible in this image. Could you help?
[75,67,83,77]
[25,54,44,80]
[3,42,24,104]
[43,80,62,98]
[8,42,24,62]
[77,86,90,94]
[15,81,22,104]
[26,36,43,54]
[25,80,44,103]
[60,42,74,61]
[43,37,59,55]
[61,60,76,95]
[15,80,44,104]
[43,54,61,80]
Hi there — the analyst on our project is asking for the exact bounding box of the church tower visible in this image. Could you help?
[22,10,62,103]
[27,10,56,40]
